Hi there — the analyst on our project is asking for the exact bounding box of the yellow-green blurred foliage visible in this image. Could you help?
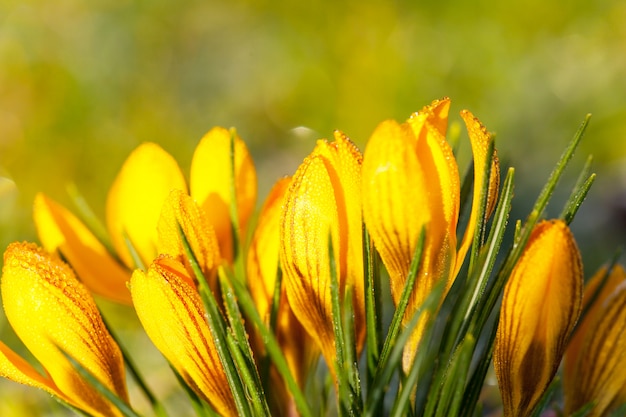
[0,0,625,412]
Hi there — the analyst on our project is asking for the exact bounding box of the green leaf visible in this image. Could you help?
[60,349,142,417]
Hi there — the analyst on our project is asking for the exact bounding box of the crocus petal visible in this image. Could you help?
[130,256,236,417]
[2,242,128,417]
[0,341,73,406]
[157,189,221,289]
[564,264,626,416]
[281,132,363,377]
[455,110,500,275]
[190,127,257,263]
[362,119,431,302]
[248,177,315,387]
[248,177,292,320]
[106,143,187,269]
[494,220,583,417]
[33,193,132,304]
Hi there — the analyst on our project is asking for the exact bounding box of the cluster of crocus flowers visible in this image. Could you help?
[33,126,256,304]
[0,97,617,416]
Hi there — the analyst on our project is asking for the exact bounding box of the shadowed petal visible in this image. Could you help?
[564,265,626,416]
[495,220,582,417]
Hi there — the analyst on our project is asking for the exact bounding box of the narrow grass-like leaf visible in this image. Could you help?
[226,274,313,417]
[467,139,496,275]
[260,265,284,391]
[392,290,444,417]
[459,311,498,417]
[179,225,252,417]
[219,272,270,417]
[66,183,116,255]
[61,349,142,417]
[328,236,361,416]
[123,231,146,270]
[228,128,242,264]
[570,402,595,417]
[100,314,167,417]
[363,284,438,417]
[528,376,560,417]
[434,334,475,417]
[364,227,382,390]
[462,168,514,335]
[560,173,596,225]
[607,403,626,417]
[342,285,362,416]
[170,363,217,417]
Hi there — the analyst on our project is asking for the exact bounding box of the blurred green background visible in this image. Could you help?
[0,0,625,413]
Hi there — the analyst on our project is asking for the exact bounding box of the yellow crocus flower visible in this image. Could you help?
[248,177,317,400]
[130,255,237,417]
[34,127,256,304]
[0,242,128,417]
[361,98,499,367]
[280,131,364,380]
[494,220,583,417]
[564,264,626,416]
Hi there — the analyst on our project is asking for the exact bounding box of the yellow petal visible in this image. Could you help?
[281,132,363,376]
[362,119,431,300]
[190,127,257,263]
[456,110,500,275]
[247,177,292,320]
[1,242,128,417]
[130,256,236,417]
[157,189,221,289]
[33,193,132,304]
[106,143,187,269]
[0,341,73,406]
[564,264,626,416]
[494,220,582,417]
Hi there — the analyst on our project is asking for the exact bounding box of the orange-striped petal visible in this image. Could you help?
[564,264,626,416]
[157,189,221,289]
[33,193,131,304]
[247,177,315,388]
[455,111,500,275]
[281,132,363,377]
[1,242,128,416]
[494,220,583,417]
[106,143,187,269]
[130,256,236,417]
[190,127,257,263]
